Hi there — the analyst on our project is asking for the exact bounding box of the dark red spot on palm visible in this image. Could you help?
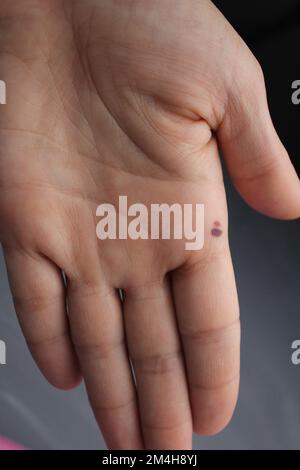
[211,221,222,237]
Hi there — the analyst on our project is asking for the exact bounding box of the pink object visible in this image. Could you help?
[0,436,25,450]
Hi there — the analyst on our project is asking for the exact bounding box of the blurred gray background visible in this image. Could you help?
[1,178,300,450]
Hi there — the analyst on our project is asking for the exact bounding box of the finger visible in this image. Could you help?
[67,278,143,450]
[218,59,300,219]
[3,246,81,389]
[172,235,240,436]
[124,278,192,450]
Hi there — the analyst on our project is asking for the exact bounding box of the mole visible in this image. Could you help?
[211,221,222,237]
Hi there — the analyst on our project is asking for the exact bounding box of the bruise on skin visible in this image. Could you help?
[211,221,222,237]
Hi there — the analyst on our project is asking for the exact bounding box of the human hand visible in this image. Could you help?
[0,0,299,450]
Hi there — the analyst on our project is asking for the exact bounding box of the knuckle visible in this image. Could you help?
[93,397,136,414]
[176,239,231,280]
[143,418,191,432]
[181,318,240,344]
[133,350,182,376]
[73,338,124,361]
[247,56,264,84]
[240,55,265,95]
[26,330,69,348]
[13,289,60,316]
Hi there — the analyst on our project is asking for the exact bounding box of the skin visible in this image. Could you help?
[0,0,299,450]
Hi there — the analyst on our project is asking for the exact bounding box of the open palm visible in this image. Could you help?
[0,0,299,449]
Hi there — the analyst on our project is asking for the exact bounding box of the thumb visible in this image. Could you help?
[218,62,300,220]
